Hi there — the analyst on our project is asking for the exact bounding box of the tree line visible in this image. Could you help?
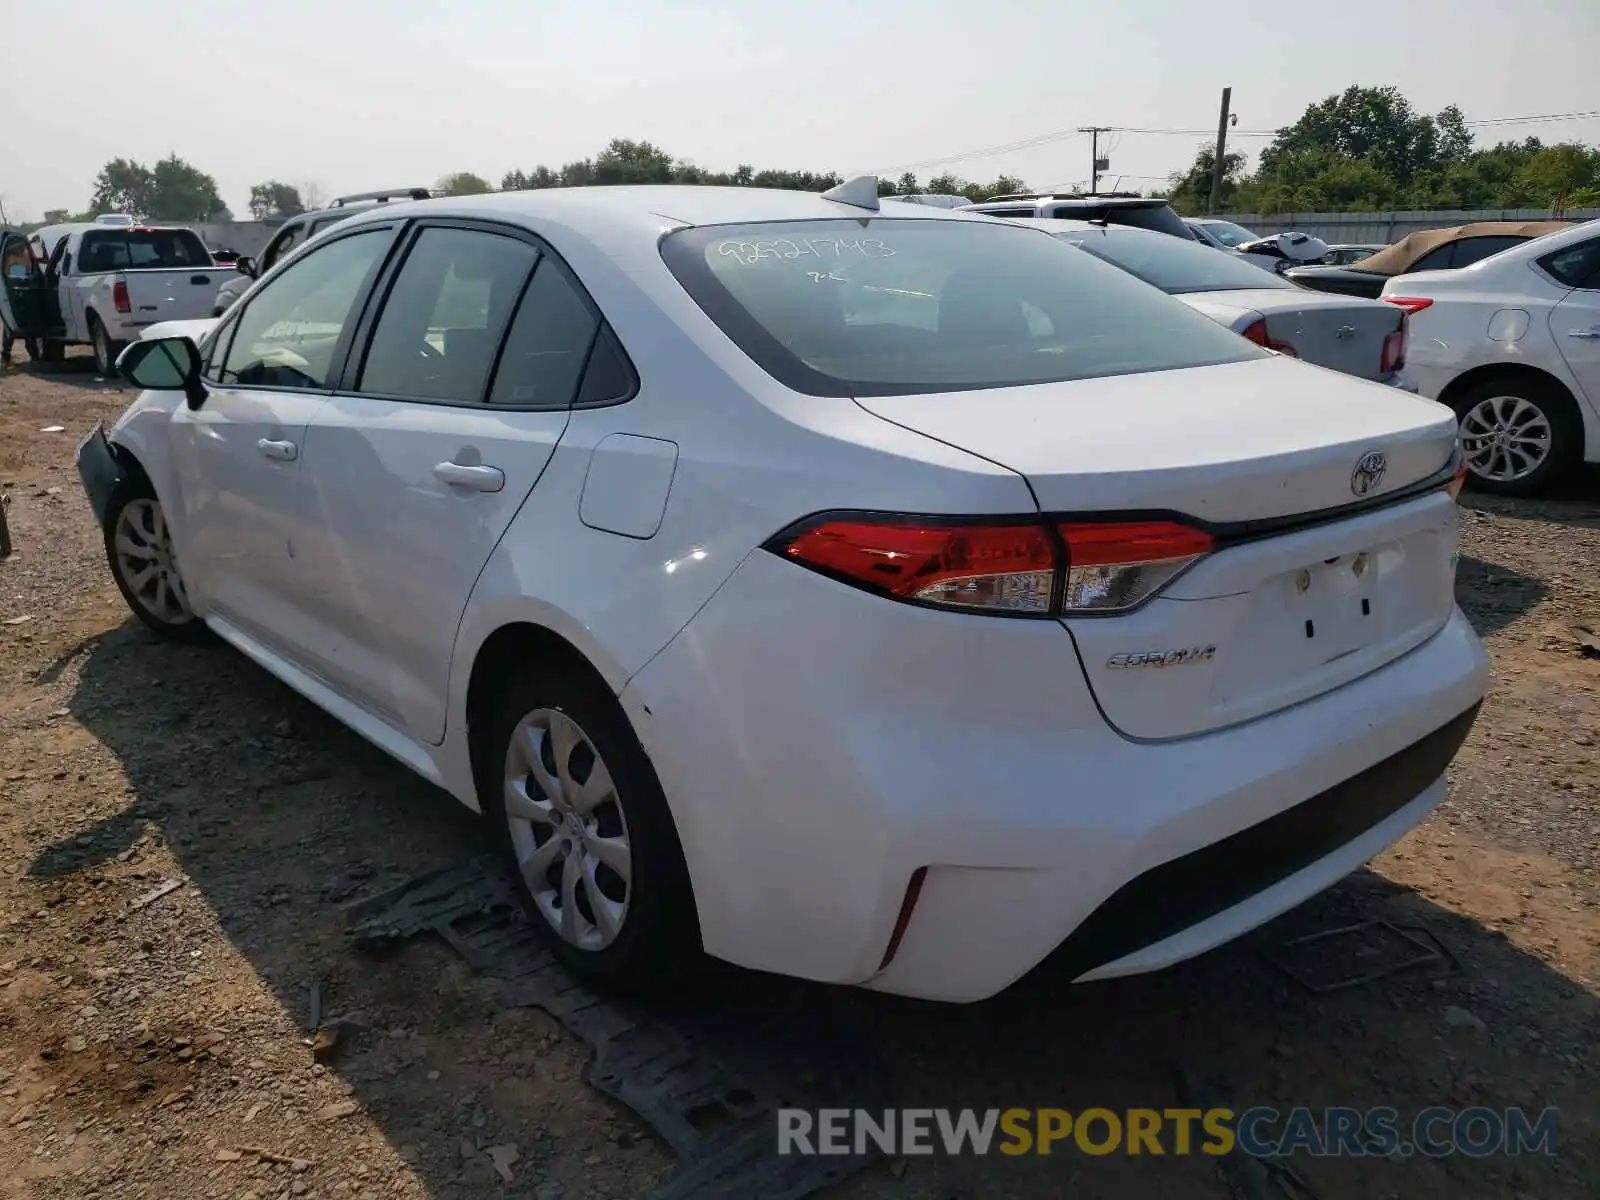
[35,87,1598,227]
[1165,86,1600,215]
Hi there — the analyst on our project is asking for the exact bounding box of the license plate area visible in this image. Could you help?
[1210,530,1449,711]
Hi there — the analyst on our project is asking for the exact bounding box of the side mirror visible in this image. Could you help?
[236,256,257,279]
[116,336,208,410]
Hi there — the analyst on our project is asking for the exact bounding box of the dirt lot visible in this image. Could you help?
[1,351,1598,1200]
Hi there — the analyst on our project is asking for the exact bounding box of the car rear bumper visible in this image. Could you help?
[621,552,1488,1002]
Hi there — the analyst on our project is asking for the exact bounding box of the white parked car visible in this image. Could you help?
[1184,218,1281,273]
[1024,220,1414,388]
[0,222,226,373]
[1382,219,1600,495]
[77,182,1486,1003]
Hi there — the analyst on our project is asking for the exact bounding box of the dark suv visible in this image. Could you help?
[963,193,1196,240]
[212,187,432,315]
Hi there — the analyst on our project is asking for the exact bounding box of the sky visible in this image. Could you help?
[4,0,1599,222]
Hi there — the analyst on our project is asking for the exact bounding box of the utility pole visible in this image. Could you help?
[1207,87,1232,214]
[1078,127,1111,193]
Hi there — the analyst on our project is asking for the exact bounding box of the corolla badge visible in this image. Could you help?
[1334,325,1356,341]
[1350,450,1387,497]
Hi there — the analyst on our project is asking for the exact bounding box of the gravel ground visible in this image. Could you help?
[1,350,1598,1200]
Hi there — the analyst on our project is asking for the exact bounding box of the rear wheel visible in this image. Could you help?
[1452,376,1581,497]
[484,662,700,993]
[103,482,207,641]
[91,318,123,377]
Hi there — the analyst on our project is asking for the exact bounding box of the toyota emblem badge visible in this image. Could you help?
[1351,450,1387,497]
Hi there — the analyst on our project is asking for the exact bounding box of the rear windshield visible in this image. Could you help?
[661,219,1264,397]
[1056,203,1194,240]
[78,229,212,272]
[1057,226,1296,295]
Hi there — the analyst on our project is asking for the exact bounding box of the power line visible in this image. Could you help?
[874,107,1600,177]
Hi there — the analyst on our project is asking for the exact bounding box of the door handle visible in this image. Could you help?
[1565,328,1600,339]
[257,438,298,461]
[191,274,211,285]
[432,461,505,492]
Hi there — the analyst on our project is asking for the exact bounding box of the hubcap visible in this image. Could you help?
[502,708,631,951]
[113,499,194,624]
[96,328,112,373]
[1460,395,1551,483]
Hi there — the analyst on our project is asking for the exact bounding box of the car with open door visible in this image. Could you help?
[78,179,1484,1004]
[0,222,224,372]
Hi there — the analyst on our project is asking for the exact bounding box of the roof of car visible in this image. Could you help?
[331,185,987,240]
[1353,220,1573,275]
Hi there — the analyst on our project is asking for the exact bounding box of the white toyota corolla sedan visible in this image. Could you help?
[78,181,1487,1003]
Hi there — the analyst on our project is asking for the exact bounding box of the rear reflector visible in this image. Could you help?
[772,515,1214,616]
[112,281,131,314]
[878,867,928,971]
[1384,296,1434,315]
[1447,448,1468,501]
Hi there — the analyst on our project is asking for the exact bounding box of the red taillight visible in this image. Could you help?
[1383,296,1434,315]
[1056,521,1215,611]
[773,516,1214,615]
[1240,318,1297,357]
[112,281,131,313]
[1381,314,1408,374]
[779,519,1057,613]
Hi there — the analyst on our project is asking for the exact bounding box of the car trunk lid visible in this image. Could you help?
[855,356,1461,738]
[1181,289,1404,380]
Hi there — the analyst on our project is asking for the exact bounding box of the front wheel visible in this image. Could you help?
[1453,377,1581,497]
[102,484,208,641]
[484,663,700,994]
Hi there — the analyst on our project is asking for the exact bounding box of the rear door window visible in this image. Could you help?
[1450,236,1525,269]
[662,218,1264,398]
[356,226,539,403]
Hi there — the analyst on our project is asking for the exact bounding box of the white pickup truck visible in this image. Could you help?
[0,222,228,374]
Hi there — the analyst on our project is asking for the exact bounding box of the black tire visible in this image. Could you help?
[91,317,124,378]
[1451,375,1582,497]
[102,481,209,642]
[483,661,701,994]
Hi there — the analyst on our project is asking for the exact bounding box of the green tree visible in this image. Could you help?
[437,172,493,196]
[91,155,226,221]
[1165,146,1248,214]
[248,181,305,220]
[1259,85,1440,186]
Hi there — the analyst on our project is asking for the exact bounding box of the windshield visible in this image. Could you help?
[662,219,1263,397]
[1057,226,1296,295]
[1192,220,1257,248]
[78,229,212,272]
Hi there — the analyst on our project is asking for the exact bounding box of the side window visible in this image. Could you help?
[1451,236,1524,269]
[574,324,637,406]
[1408,244,1456,272]
[261,225,304,273]
[488,259,601,408]
[201,313,238,378]
[357,227,538,402]
[1539,239,1600,289]
[219,230,390,390]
